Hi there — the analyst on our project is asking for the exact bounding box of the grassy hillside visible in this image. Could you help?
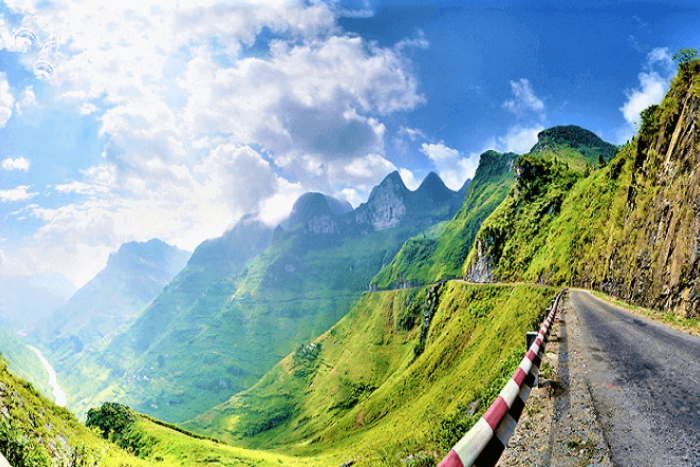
[0,357,147,467]
[465,59,700,318]
[186,282,557,466]
[0,355,332,466]
[466,153,584,283]
[529,125,617,169]
[371,150,518,288]
[0,328,52,400]
[59,210,453,423]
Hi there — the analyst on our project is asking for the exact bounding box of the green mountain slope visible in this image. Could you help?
[466,60,700,317]
[33,239,190,363]
[0,356,330,466]
[371,150,518,288]
[0,328,51,399]
[530,125,617,169]
[0,357,148,467]
[185,282,556,465]
[59,172,466,423]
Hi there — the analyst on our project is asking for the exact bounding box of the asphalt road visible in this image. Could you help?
[569,290,700,466]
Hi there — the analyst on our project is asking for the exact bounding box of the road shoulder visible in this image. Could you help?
[498,292,613,466]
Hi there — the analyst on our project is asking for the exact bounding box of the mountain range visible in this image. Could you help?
[37,171,469,422]
[5,55,700,467]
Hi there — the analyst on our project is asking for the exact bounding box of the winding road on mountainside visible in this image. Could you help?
[568,290,700,467]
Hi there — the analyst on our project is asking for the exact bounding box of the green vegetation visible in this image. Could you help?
[57,174,465,424]
[465,58,700,318]
[372,150,518,288]
[0,357,148,467]
[186,282,557,466]
[0,356,332,466]
[529,125,617,169]
[466,153,585,282]
[0,329,52,399]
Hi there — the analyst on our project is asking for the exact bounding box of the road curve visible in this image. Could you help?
[569,290,700,466]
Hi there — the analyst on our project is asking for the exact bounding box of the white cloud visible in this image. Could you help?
[338,187,364,208]
[618,47,673,142]
[15,85,36,114]
[420,142,475,190]
[495,125,544,154]
[329,153,396,186]
[54,181,109,195]
[0,72,14,127]
[257,177,305,227]
[503,78,544,117]
[395,30,429,51]
[0,0,426,284]
[398,168,420,190]
[2,157,30,171]
[0,185,38,202]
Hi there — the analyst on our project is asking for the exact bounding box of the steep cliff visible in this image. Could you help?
[465,60,700,317]
[371,150,518,288]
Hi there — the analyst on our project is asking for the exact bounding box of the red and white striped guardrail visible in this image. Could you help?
[438,290,564,467]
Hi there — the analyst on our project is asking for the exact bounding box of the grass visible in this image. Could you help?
[185,282,558,466]
[372,150,518,288]
[0,356,149,467]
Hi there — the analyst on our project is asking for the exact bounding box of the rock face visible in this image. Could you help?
[355,172,409,231]
[276,171,466,241]
[466,241,495,283]
[584,65,700,317]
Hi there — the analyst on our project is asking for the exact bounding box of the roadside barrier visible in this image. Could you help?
[438,290,564,467]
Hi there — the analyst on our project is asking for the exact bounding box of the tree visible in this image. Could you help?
[86,402,135,441]
[672,48,698,72]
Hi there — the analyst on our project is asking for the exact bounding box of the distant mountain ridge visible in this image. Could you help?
[0,273,75,333]
[33,239,190,363]
[371,151,517,288]
[56,171,469,422]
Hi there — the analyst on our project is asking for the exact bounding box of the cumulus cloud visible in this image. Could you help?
[0,185,38,202]
[495,124,544,154]
[398,168,421,191]
[503,78,544,117]
[54,181,109,195]
[619,47,673,132]
[420,142,475,190]
[0,72,14,127]
[0,1,425,283]
[2,157,30,171]
[15,86,36,114]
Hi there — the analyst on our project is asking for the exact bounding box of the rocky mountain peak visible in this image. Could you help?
[357,171,410,231]
[107,239,188,275]
[287,193,338,225]
[530,125,617,161]
[414,171,453,203]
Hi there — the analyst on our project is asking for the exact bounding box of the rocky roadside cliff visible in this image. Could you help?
[465,60,700,319]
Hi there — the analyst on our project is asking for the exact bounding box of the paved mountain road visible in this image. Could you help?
[569,290,700,466]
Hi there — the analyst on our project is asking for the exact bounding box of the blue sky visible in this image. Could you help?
[0,0,697,287]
